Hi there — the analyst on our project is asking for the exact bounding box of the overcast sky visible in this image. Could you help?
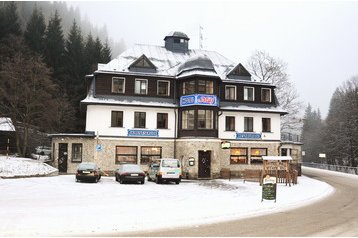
[69,1,358,118]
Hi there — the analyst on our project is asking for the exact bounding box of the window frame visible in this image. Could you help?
[140,146,162,164]
[225,85,237,100]
[244,117,254,132]
[134,78,148,95]
[115,146,138,164]
[230,147,248,164]
[181,109,195,130]
[262,118,271,132]
[244,86,255,101]
[71,143,83,163]
[197,109,214,129]
[157,80,170,97]
[198,79,214,94]
[225,116,235,131]
[157,113,168,129]
[111,77,125,94]
[134,112,146,128]
[250,148,267,164]
[111,111,123,127]
[183,80,195,95]
[261,88,272,103]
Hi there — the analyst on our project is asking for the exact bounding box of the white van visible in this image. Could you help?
[147,158,182,184]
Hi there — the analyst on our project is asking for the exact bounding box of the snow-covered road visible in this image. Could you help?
[0,174,333,236]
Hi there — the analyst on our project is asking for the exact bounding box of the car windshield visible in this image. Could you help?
[122,165,141,171]
[161,160,179,168]
[78,163,96,170]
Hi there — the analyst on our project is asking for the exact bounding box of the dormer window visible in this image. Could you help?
[198,80,213,94]
[244,87,254,101]
[128,54,156,71]
[261,88,271,103]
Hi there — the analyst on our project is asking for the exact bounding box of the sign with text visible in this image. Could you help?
[236,133,262,140]
[262,174,277,202]
[180,94,219,107]
[127,129,159,137]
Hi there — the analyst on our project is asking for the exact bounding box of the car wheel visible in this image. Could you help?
[119,178,123,184]
[147,175,152,181]
[76,179,79,182]
[115,175,118,182]
[175,181,180,184]
[155,176,161,184]
[141,180,145,184]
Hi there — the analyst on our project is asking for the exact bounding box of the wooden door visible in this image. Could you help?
[58,143,68,173]
[198,150,211,178]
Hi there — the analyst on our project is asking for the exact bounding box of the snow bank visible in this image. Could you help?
[0,156,58,178]
[0,174,333,236]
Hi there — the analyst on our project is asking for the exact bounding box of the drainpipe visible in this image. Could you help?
[173,78,177,159]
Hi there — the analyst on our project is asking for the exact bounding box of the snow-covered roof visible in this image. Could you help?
[262,156,293,161]
[97,44,237,80]
[220,102,287,114]
[0,118,15,131]
[164,31,189,40]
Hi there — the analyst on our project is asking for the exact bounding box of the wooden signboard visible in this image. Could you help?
[262,174,277,202]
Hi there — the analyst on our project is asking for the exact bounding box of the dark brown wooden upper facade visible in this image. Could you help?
[92,72,276,105]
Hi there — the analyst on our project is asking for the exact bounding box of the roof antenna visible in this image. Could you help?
[199,25,204,49]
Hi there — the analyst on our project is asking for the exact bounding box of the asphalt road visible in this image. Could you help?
[114,167,358,237]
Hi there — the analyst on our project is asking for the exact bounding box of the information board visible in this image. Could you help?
[262,174,277,202]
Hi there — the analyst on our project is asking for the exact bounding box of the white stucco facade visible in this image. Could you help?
[86,105,177,138]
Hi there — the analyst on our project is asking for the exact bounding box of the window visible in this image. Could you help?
[182,110,195,129]
[244,117,254,132]
[157,113,168,129]
[262,118,271,132]
[225,85,236,100]
[72,143,82,162]
[250,148,267,164]
[261,88,271,102]
[225,116,235,131]
[141,146,161,164]
[244,87,254,101]
[198,110,214,129]
[183,80,195,95]
[230,148,248,164]
[157,80,170,96]
[111,111,123,127]
[115,146,137,164]
[112,77,125,94]
[198,80,213,94]
[135,79,148,95]
[134,112,146,128]
[174,38,180,43]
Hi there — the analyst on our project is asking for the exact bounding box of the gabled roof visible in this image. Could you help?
[227,63,251,77]
[0,118,15,131]
[128,54,157,71]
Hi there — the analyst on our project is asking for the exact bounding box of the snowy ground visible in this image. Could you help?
[0,171,334,236]
[0,156,57,178]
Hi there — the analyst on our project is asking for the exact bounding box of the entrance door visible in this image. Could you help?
[198,150,211,178]
[58,143,68,173]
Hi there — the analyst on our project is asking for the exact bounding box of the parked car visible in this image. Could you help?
[115,164,146,184]
[148,158,182,184]
[35,146,51,155]
[75,162,101,183]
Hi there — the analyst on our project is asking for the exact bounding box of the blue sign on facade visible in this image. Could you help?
[96,144,102,151]
[128,129,159,137]
[236,133,262,140]
[180,94,219,107]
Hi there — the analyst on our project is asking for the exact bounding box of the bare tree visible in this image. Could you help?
[247,50,303,133]
[0,38,58,156]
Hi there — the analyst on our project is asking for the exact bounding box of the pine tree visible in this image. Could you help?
[24,6,46,54]
[94,36,103,63]
[101,39,112,63]
[84,33,95,73]
[0,2,22,39]
[44,10,64,82]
